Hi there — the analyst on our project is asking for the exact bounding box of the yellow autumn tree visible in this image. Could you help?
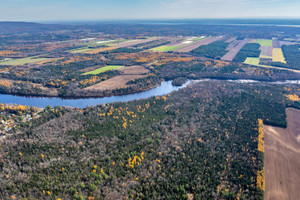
[257,119,264,152]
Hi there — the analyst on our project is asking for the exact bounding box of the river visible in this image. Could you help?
[0,79,299,108]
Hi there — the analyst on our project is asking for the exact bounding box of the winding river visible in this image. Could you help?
[0,79,299,108]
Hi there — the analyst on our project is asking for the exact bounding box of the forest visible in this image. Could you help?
[1,81,300,200]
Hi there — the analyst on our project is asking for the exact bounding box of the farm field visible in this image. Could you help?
[84,65,149,90]
[221,38,250,61]
[264,108,300,200]
[244,57,260,65]
[150,36,206,52]
[84,47,118,54]
[272,38,281,48]
[0,56,50,66]
[273,48,286,63]
[69,47,95,53]
[257,39,273,46]
[69,39,133,53]
[174,36,223,53]
[259,46,273,58]
[151,45,182,52]
[117,65,149,75]
[112,38,161,48]
[83,65,124,75]
[249,39,258,43]
[84,74,147,90]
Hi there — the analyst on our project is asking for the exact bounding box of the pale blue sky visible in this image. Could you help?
[1,0,300,21]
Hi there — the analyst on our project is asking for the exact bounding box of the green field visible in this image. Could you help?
[69,39,127,53]
[69,47,94,53]
[150,45,182,52]
[83,65,124,75]
[244,57,260,65]
[257,39,272,46]
[0,57,49,66]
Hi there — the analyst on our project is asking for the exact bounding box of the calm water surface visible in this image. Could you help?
[1,79,299,108]
[0,81,191,108]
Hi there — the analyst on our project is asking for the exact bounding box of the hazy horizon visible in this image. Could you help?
[1,0,300,21]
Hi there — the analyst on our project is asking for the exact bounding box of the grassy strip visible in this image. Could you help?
[83,65,124,75]
[150,45,183,52]
[0,56,49,66]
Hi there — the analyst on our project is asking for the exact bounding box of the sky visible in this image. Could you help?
[1,0,300,22]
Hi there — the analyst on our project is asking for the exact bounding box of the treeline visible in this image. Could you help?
[233,43,261,62]
[282,44,300,70]
[190,41,229,59]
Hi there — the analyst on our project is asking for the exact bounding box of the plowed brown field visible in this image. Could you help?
[264,108,300,200]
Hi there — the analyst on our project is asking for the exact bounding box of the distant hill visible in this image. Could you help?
[0,21,75,34]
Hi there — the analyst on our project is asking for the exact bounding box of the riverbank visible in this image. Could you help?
[1,79,300,108]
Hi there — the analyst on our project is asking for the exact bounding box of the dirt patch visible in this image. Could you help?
[264,108,300,200]
[117,66,149,75]
[84,75,147,90]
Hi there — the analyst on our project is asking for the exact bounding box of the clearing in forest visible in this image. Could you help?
[83,65,124,75]
[264,108,300,200]
[272,48,286,63]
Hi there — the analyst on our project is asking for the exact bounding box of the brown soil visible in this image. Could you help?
[117,65,149,75]
[260,46,273,57]
[174,36,224,53]
[84,75,147,90]
[264,108,300,200]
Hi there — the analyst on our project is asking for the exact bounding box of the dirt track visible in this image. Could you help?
[264,108,300,200]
